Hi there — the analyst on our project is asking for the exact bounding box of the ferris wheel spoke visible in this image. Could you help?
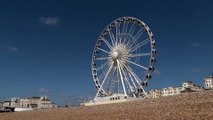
[101,37,113,50]
[97,61,109,71]
[97,47,111,54]
[121,21,129,44]
[125,76,134,94]
[134,28,145,41]
[131,38,149,52]
[115,23,120,46]
[109,68,116,92]
[126,60,148,70]
[127,66,142,85]
[122,20,128,34]
[99,66,109,81]
[119,63,128,91]
[117,60,127,96]
[121,63,141,86]
[96,57,111,61]
[127,71,137,88]
[128,52,151,58]
[121,66,134,93]
[116,67,120,93]
[112,68,119,93]
[109,31,116,46]
[100,62,114,89]
[129,28,145,47]
[119,61,139,88]
[128,23,136,36]
[103,69,114,92]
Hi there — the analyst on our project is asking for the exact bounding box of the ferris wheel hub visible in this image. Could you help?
[111,51,119,60]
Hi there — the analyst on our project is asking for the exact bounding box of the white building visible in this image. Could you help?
[147,89,161,98]
[2,100,10,107]
[174,86,183,94]
[161,87,173,96]
[161,86,183,96]
[204,75,213,89]
[2,96,57,109]
[161,87,172,96]
[147,80,205,98]
[151,85,184,97]
[182,81,203,91]
[182,81,194,89]
[167,87,174,96]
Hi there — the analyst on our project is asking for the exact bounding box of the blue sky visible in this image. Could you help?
[0,0,213,105]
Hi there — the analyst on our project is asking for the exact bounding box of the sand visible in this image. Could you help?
[1,90,213,120]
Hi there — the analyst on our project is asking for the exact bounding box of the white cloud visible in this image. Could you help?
[8,45,18,52]
[153,69,161,75]
[39,17,60,26]
[191,68,202,73]
[38,87,50,93]
[191,43,200,47]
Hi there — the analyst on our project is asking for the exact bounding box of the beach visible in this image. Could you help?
[1,90,213,120]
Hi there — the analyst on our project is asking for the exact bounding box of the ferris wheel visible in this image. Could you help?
[92,17,156,99]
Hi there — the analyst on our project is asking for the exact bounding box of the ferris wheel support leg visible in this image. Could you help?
[140,86,148,98]
[117,60,127,96]
[94,89,103,100]
[94,91,99,100]
[133,93,136,98]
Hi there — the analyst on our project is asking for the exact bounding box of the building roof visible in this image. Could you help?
[183,81,193,84]
[41,98,50,101]
[180,88,195,93]
[29,97,41,99]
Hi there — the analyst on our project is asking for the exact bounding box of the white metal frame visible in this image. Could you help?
[92,17,156,99]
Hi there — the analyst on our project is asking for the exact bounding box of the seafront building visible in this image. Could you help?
[182,81,194,89]
[161,86,183,97]
[161,87,174,96]
[2,96,57,109]
[203,74,213,89]
[182,81,202,91]
[148,81,203,98]
[147,89,161,98]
